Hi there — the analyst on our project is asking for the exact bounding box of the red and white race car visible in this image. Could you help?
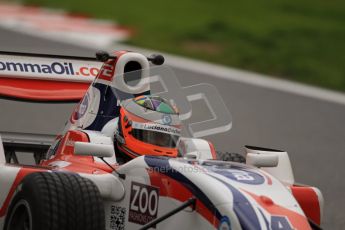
[0,50,323,230]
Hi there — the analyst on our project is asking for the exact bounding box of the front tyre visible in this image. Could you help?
[5,172,105,230]
[5,199,32,230]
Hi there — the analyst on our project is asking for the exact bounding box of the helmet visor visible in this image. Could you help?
[131,128,179,148]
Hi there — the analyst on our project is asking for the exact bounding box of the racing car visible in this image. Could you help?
[0,50,323,230]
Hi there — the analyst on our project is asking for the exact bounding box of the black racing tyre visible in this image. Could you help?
[5,172,105,230]
[216,151,246,163]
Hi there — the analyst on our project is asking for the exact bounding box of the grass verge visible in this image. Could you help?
[19,0,345,91]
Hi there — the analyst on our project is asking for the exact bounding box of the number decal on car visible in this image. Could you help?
[271,216,293,230]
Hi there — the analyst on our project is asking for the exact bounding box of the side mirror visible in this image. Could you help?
[245,145,294,184]
[246,152,279,168]
[74,142,115,158]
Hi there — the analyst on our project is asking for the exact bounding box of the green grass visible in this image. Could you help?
[19,0,345,91]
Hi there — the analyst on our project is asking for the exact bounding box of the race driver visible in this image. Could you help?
[114,95,181,163]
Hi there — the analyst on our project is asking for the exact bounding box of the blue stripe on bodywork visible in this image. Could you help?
[85,83,121,131]
[206,167,265,185]
[209,175,262,230]
[258,209,270,229]
[85,83,149,131]
[200,162,265,185]
[144,156,223,222]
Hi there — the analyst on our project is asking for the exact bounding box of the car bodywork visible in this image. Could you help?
[0,50,323,229]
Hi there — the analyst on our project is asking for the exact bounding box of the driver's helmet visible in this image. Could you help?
[115,95,181,159]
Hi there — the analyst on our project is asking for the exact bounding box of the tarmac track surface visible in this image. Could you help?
[0,27,344,229]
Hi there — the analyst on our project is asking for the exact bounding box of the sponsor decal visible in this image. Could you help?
[77,93,89,119]
[48,161,71,168]
[115,132,125,144]
[0,56,101,81]
[128,182,159,226]
[98,60,115,81]
[132,121,181,135]
[109,205,126,230]
[0,61,99,77]
[161,114,172,125]
[65,139,75,147]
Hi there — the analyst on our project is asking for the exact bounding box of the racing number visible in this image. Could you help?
[232,171,254,181]
[129,182,159,225]
[271,216,293,230]
[98,62,115,81]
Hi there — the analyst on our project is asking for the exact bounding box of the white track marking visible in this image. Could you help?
[0,3,130,47]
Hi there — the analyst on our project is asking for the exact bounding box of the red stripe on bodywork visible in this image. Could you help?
[147,169,219,228]
[259,170,273,185]
[290,185,321,225]
[97,51,127,82]
[0,77,89,101]
[207,141,217,160]
[243,190,312,230]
